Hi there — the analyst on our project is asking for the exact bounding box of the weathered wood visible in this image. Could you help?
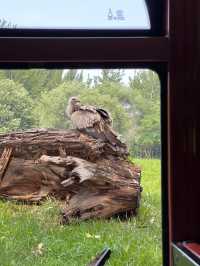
[0,147,13,183]
[0,129,141,222]
[0,129,128,160]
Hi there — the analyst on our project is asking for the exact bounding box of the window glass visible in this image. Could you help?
[0,68,161,265]
[0,0,150,30]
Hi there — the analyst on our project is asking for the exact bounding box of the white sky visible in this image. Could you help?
[64,69,143,85]
[0,0,150,29]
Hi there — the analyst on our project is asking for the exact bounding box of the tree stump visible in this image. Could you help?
[0,129,142,223]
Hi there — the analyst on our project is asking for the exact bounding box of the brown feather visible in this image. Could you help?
[71,110,101,129]
[67,97,125,147]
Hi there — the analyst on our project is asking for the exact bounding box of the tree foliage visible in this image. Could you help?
[129,71,160,155]
[96,69,124,84]
[1,70,63,99]
[63,70,83,82]
[34,81,86,128]
[0,79,34,133]
[0,18,16,28]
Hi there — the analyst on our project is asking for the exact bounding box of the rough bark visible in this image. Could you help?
[0,129,141,222]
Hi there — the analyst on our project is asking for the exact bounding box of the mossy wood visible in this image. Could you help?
[0,129,141,222]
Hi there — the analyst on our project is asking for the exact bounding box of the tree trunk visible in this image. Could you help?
[0,129,142,223]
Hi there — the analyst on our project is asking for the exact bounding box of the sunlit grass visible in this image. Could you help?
[0,159,161,266]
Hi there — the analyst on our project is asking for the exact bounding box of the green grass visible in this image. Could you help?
[0,159,162,266]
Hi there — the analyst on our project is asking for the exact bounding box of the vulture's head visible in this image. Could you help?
[68,96,80,106]
[66,96,81,117]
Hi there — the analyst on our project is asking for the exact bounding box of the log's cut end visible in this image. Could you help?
[0,129,142,223]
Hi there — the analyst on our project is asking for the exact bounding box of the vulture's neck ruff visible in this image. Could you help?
[66,99,81,117]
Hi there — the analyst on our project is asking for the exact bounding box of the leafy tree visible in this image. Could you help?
[0,18,16,28]
[1,69,63,99]
[33,81,86,128]
[96,81,134,108]
[0,79,34,133]
[129,70,160,154]
[85,73,93,87]
[96,69,124,84]
[0,70,6,79]
[43,70,63,91]
[63,70,83,82]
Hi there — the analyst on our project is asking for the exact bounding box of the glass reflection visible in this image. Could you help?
[0,0,150,30]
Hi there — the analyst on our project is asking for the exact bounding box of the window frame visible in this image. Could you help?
[0,1,173,266]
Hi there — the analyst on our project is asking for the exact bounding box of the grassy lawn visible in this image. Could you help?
[0,159,162,266]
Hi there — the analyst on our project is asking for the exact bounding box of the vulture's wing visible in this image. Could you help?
[71,107,101,130]
[71,104,125,148]
[96,108,112,125]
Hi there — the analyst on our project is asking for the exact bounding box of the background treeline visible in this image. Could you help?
[0,69,160,158]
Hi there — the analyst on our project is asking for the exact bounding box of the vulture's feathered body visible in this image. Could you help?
[66,97,126,149]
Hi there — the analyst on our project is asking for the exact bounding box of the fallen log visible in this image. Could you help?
[0,129,142,222]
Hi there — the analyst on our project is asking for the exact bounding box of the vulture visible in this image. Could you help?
[66,97,125,148]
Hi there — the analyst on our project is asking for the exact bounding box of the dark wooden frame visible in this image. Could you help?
[169,0,200,256]
[0,1,199,266]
